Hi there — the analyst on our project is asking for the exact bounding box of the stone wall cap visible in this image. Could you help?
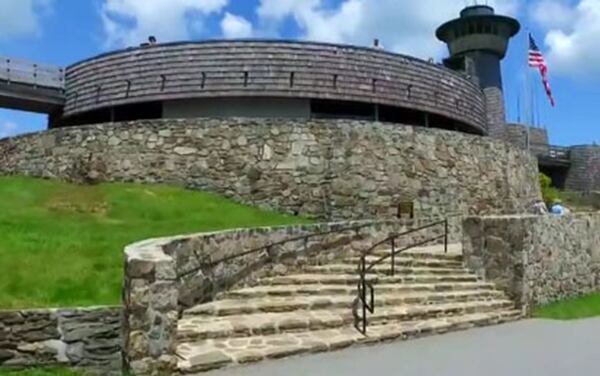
[0,305,121,314]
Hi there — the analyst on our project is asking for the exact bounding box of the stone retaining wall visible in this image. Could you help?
[0,307,122,375]
[462,213,600,313]
[123,218,460,375]
[0,118,541,221]
[565,145,600,192]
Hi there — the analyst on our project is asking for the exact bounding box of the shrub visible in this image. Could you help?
[539,173,562,205]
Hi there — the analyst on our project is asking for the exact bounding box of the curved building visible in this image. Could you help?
[0,5,550,222]
[58,40,487,135]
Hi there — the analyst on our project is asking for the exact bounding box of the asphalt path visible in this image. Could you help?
[207,318,600,376]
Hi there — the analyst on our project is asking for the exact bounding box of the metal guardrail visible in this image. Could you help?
[0,57,64,90]
[353,219,448,335]
[530,143,571,163]
[176,222,380,280]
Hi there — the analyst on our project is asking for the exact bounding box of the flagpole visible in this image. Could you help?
[525,29,531,152]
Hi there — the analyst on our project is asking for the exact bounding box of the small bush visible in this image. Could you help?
[539,173,562,205]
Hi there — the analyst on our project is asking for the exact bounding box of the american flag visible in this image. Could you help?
[528,33,555,107]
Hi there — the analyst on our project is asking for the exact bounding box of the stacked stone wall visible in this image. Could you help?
[565,145,600,192]
[0,118,541,221]
[483,87,507,139]
[0,307,121,375]
[123,218,459,375]
[505,124,549,153]
[463,213,600,312]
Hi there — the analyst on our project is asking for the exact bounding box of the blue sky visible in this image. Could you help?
[0,0,598,146]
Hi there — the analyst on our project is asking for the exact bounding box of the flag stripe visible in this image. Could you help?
[528,33,555,107]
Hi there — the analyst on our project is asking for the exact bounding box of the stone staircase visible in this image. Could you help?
[176,245,520,374]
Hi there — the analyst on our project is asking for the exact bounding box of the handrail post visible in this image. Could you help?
[390,238,395,276]
[444,219,448,254]
[361,256,367,334]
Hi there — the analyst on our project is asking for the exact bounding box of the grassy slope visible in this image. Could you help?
[533,293,600,320]
[0,177,310,309]
[0,369,83,376]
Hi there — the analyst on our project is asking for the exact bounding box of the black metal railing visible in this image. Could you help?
[353,219,449,335]
[177,221,383,280]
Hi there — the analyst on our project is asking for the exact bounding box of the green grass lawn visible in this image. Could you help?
[533,293,600,320]
[0,176,310,309]
[0,369,83,376]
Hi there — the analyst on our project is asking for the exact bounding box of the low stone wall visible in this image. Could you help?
[0,307,122,375]
[0,118,541,221]
[505,124,549,152]
[123,217,460,375]
[463,213,600,313]
[566,145,600,192]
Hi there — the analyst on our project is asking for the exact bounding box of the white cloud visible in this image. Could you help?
[538,0,600,78]
[529,0,577,30]
[101,0,229,48]
[0,0,51,40]
[256,0,520,59]
[0,121,19,139]
[221,12,253,38]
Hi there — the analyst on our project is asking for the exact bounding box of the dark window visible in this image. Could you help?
[378,104,422,126]
[311,99,375,120]
[60,101,163,126]
[113,101,163,122]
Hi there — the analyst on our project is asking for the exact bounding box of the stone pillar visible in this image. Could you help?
[123,240,179,376]
[565,145,600,192]
[483,87,507,140]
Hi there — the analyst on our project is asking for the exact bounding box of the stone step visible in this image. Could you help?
[224,281,497,299]
[178,299,514,341]
[263,273,480,286]
[367,247,463,261]
[344,256,463,268]
[304,264,469,276]
[184,290,506,318]
[177,309,521,374]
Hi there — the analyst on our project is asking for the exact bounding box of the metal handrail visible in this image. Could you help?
[353,219,449,335]
[177,221,383,279]
[529,142,571,161]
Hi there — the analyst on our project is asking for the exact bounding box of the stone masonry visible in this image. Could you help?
[566,145,600,192]
[0,118,541,221]
[462,213,600,313]
[123,218,460,375]
[0,307,122,375]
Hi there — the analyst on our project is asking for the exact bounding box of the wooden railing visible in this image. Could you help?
[0,56,64,89]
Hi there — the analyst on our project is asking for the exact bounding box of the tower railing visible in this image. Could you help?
[530,142,571,164]
[0,57,64,90]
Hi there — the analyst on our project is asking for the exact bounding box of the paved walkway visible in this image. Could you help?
[206,318,600,376]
